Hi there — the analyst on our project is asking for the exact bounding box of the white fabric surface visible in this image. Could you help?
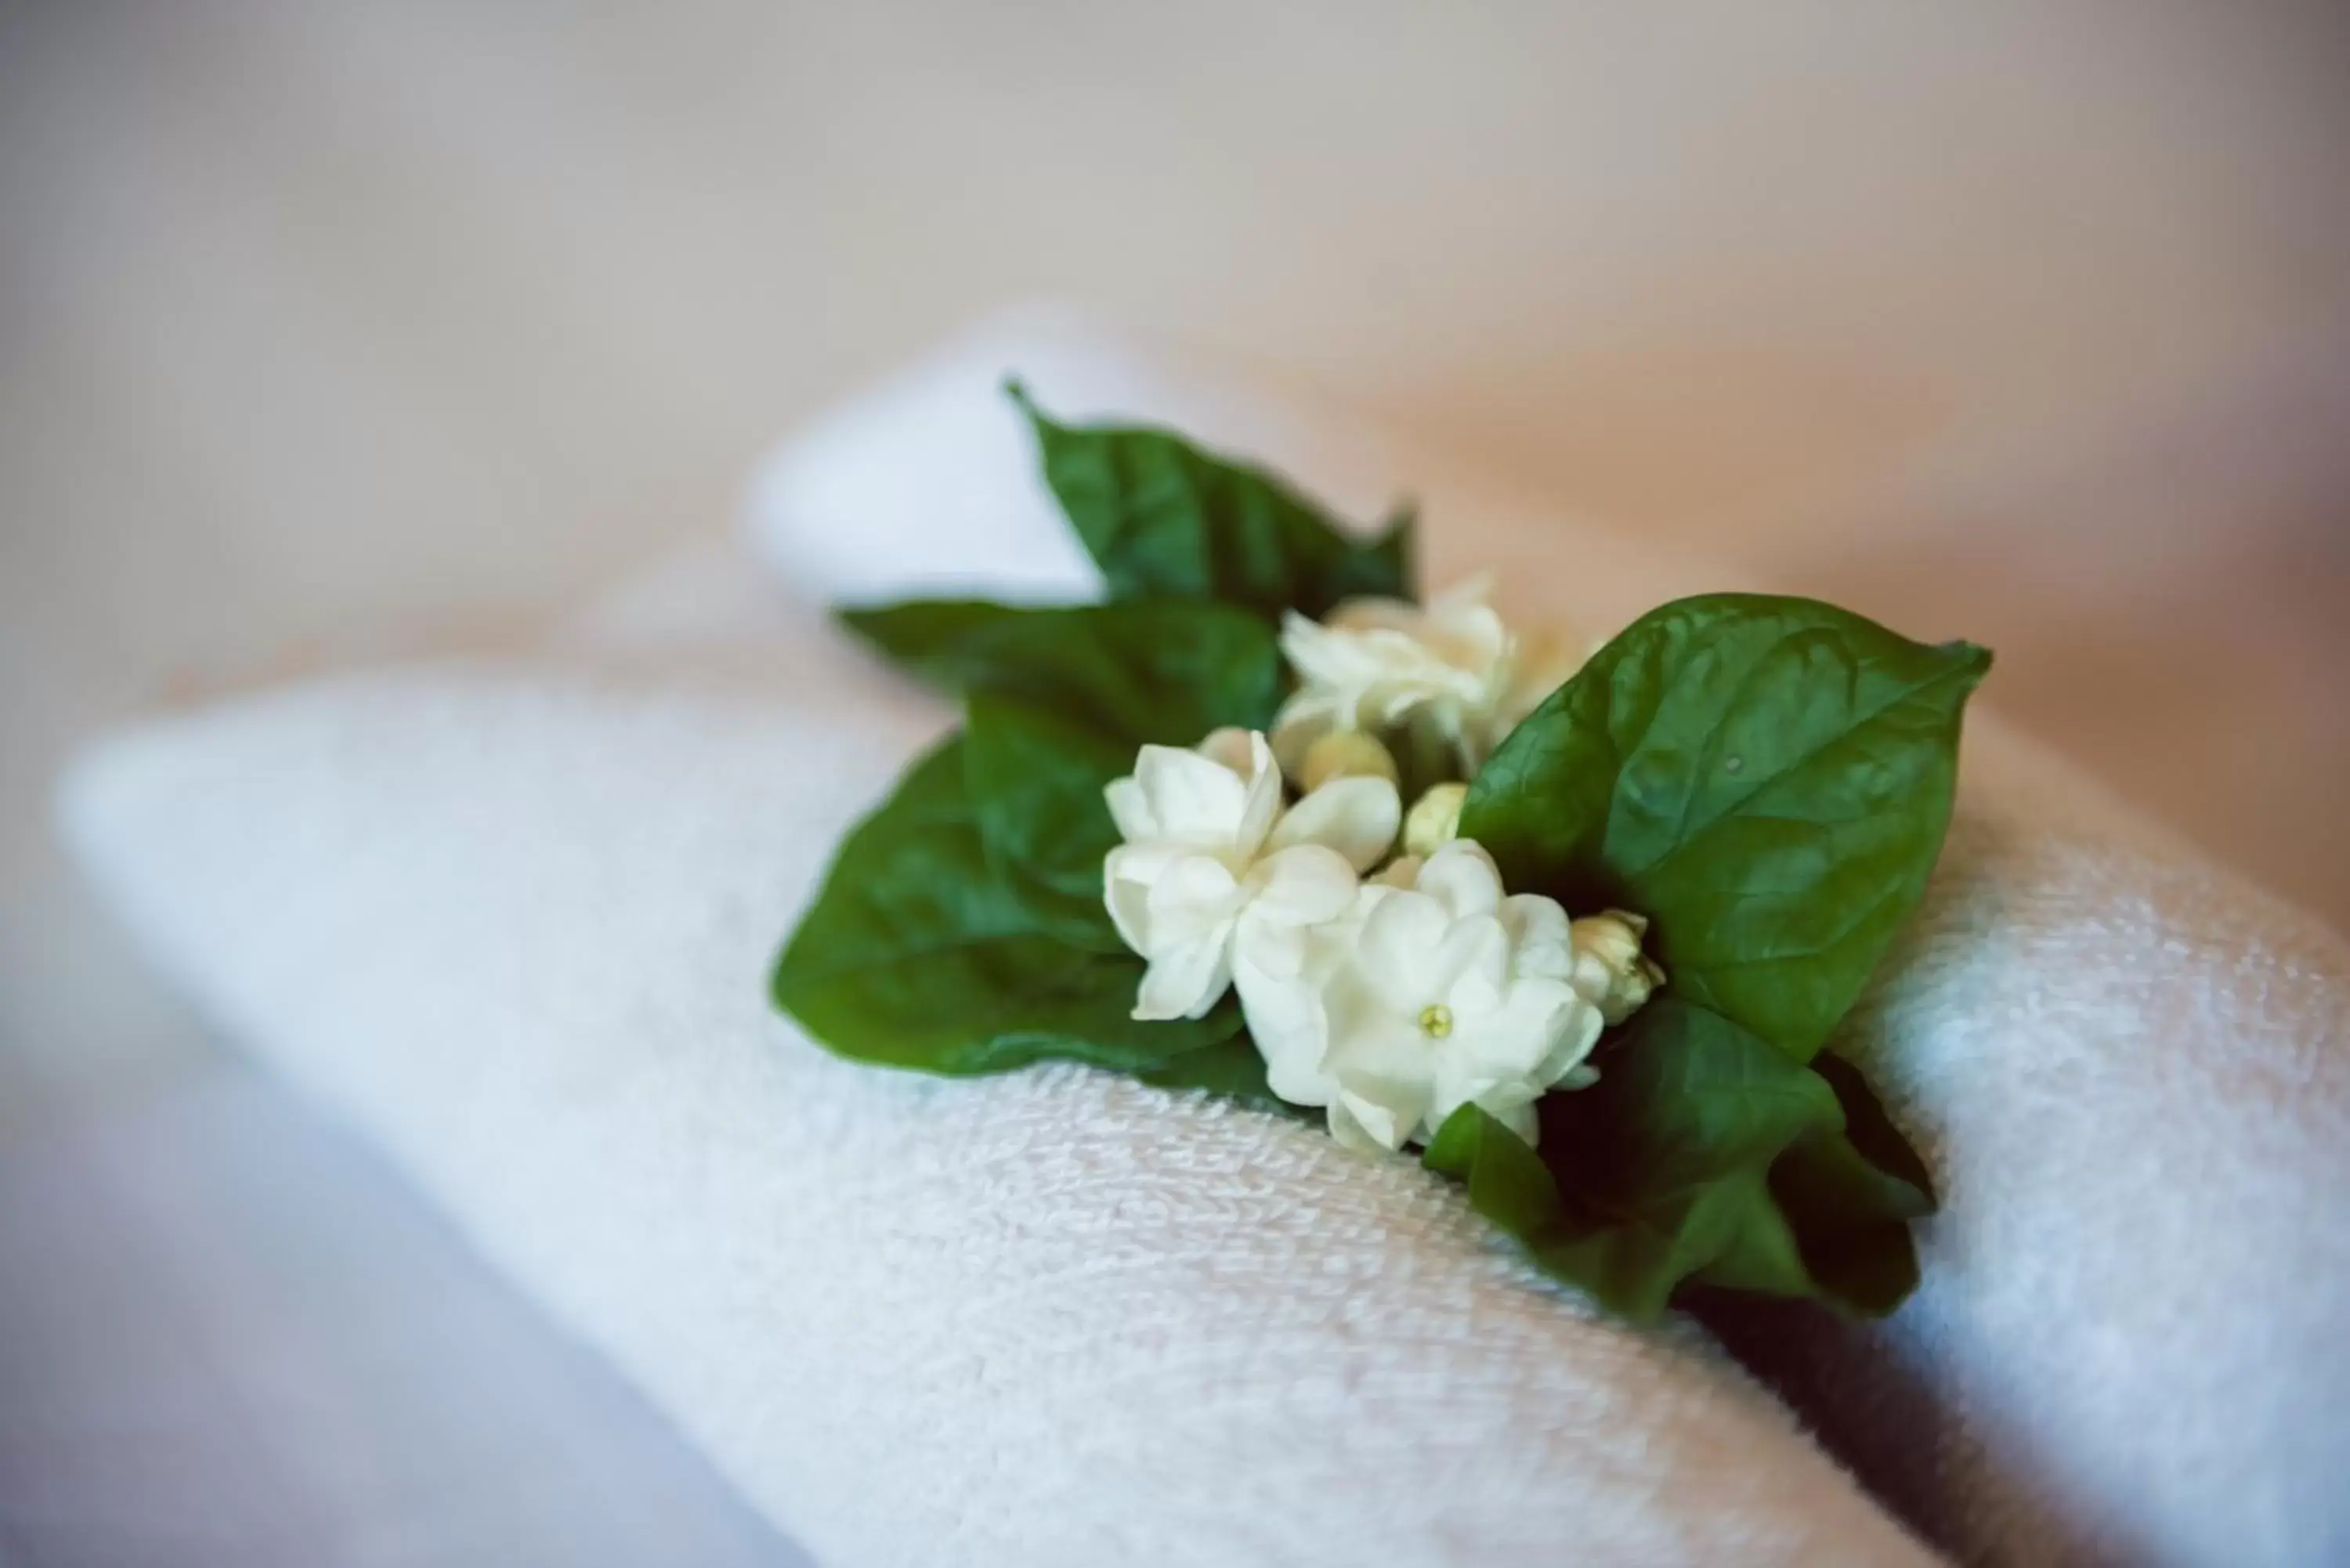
[744,309,2350,1568]
[61,616,1936,1568]
[0,1070,806,1568]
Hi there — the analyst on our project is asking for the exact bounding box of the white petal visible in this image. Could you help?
[1194,726,1256,774]
[1500,892,1574,979]
[1325,1100,1385,1154]
[1104,843,1186,950]
[1235,732,1285,855]
[1438,603,1510,670]
[1145,855,1244,949]
[1133,929,1235,1021]
[1356,891,1450,1004]
[1246,844,1359,929]
[1233,960,1334,1107]
[1106,873,1152,954]
[1533,994,1607,1086]
[1436,916,1512,1017]
[1267,1056,1337,1108]
[1268,776,1401,872]
[1132,745,1249,842]
[1424,583,1509,666]
[1104,775,1156,842]
[1277,625,1356,702]
[1329,1089,1412,1154]
[1325,596,1423,635]
[1416,839,1503,919]
[1357,623,1448,669]
[1318,943,1439,1082]
[1426,573,1496,620]
[1233,916,1307,983]
[1283,609,1398,684]
[1456,982,1576,1080]
[1500,891,1570,951]
[1277,607,1334,659]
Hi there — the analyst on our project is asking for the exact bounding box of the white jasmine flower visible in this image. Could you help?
[1568,909,1666,1026]
[1271,577,1580,776]
[1104,728,1399,1021]
[1237,839,1604,1154]
[1401,781,1468,858]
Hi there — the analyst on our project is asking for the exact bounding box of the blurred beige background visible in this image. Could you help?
[5,3,2349,1114]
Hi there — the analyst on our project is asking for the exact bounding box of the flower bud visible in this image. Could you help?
[1568,909,1665,1025]
[1299,729,1399,793]
[1402,782,1469,858]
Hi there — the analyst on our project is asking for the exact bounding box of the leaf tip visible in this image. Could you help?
[768,938,803,1017]
[1943,640,1996,706]
[830,601,897,658]
[1942,638,1995,676]
[1420,1103,1480,1174]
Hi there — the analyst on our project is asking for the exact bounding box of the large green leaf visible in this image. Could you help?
[773,735,1239,1075]
[1011,382,1413,620]
[840,599,1285,739]
[961,692,1130,949]
[835,599,1026,695]
[788,598,1289,1077]
[1423,997,1929,1319]
[939,602,1283,945]
[1459,594,1990,1061]
[1539,997,1842,1208]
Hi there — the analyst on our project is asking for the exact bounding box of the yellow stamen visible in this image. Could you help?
[1418,1003,1454,1039]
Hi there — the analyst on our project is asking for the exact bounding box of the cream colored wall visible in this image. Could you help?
[5,3,2348,1100]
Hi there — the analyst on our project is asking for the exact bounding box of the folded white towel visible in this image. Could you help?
[746,306,2350,1568]
[61,617,1935,1566]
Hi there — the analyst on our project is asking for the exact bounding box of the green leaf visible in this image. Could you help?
[1425,1104,1708,1321]
[1808,1048,1936,1203]
[840,599,1286,739]
[950,600,1285,742]
[773,735,1239,1075]
[1541,997,1844,1209]
[962,692,1130,949]
[837,599,1027,694]
[942,602,1283,945]
[1765,1051,1935,1313]
[1423,1094,1568,1237]
[1459,594,1990,1061]
[788,598,1285,1075]
[1423,997,1932,1319]
[1010,381,1413,620]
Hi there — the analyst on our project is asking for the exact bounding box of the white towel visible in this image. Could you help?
[744,306,2350,1568]
[60,611,1936,1567]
